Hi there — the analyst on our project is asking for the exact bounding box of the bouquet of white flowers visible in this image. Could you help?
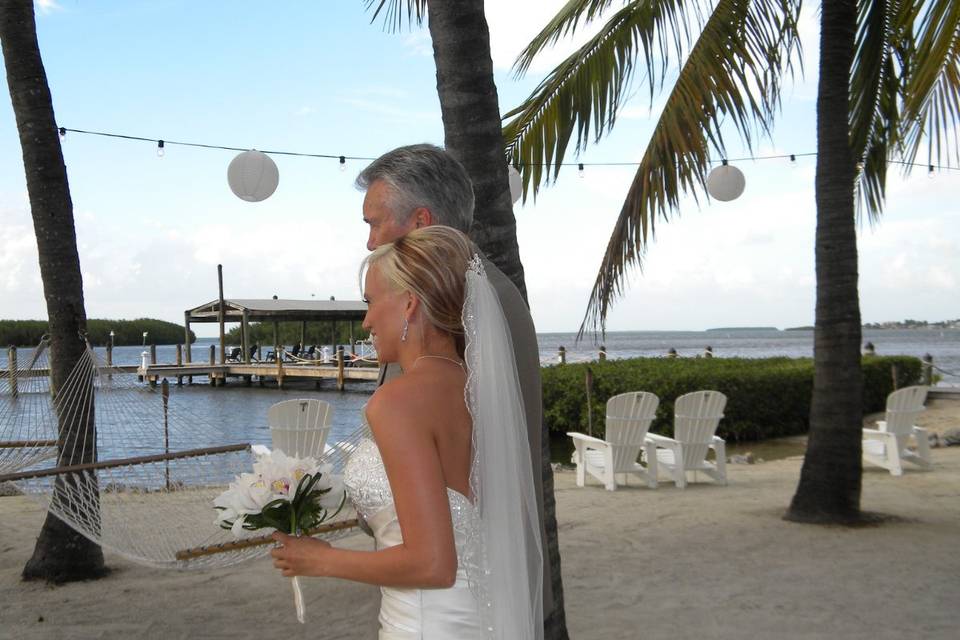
[214,449,345,622]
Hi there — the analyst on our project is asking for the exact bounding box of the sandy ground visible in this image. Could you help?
[1,399,958,639]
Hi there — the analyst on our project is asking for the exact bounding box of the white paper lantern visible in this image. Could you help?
[507,165,523,204]
[227,150,279,202]
[706,163,745,202]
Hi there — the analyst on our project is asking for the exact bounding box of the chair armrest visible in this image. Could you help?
[862,428,893,440]
[567,432,608,448]
[911,426,928,436]
[250,444,271,456]
[644,433,676,446]
[711,435,725,445]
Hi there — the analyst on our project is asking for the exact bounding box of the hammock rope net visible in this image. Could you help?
[0,338,362,569]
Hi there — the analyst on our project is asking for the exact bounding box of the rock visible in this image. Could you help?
[943,428,960,446]
[0,482,22,497]
[928,433,943,448]
[729,452,755,465]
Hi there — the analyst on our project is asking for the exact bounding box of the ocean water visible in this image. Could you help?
[5,329,958,464]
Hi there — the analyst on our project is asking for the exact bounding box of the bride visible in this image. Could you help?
[271,226,542,639]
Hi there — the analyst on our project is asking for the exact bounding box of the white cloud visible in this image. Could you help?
[34,0,61,15]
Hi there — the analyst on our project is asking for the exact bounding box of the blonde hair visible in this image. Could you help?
[361,226,474,354]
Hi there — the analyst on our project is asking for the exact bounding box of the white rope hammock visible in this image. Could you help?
[0,338,362,570]
[1,339,58,476]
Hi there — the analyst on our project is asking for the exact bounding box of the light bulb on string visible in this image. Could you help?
[928,164,935,179]
[789,154,796,167]
[58,127,66,138]
[339,156,346,172]
[157,140,165,157]
[578,163,584,178]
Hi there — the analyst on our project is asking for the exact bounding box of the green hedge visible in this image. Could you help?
[542,356,922,442]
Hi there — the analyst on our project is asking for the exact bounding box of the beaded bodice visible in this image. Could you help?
[343,438,481,562]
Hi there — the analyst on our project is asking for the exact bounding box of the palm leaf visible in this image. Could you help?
[568,0,802,335]
[899,0,960,169]
[503,0,707,198]
[850,0,904,220]
[363,0,428,31]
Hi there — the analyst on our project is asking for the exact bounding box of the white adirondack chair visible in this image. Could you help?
[862,385,931,475]
[269,399,333,458]
[645,390,727,488]
[567,392,659,491]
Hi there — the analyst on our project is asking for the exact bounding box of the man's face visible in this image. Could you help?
[362,179,419,251]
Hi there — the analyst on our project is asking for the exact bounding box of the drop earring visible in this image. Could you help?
[401,318,409,342]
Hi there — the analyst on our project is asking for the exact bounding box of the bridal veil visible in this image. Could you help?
[462,256,543,640]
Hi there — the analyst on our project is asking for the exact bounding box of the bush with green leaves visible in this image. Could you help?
[1,318,195,347]
[542,356,922,442]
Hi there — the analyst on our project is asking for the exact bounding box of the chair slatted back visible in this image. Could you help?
[881,386,928,446]
[605,392,659,471]
[674,391,727,469]
[269,399,333,458]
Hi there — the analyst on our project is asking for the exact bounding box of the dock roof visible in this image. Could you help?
[186,298,367,324]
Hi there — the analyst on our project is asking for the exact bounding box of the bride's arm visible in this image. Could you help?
[271,382,458,589]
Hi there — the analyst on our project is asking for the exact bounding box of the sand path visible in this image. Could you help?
[2,400,958,639]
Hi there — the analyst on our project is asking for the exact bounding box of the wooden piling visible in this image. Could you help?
[7,346,17,398]
[209,345,216,386]
[150,344,157,365]
[175,344,183,386]
[217,264,226,365]
[277,349,285,389]
[558,345,567,365]
[162,378,170,490]
[337,346,345,391]
[184,311,193,364]
[599,345,606,362]
[922,354,934,386]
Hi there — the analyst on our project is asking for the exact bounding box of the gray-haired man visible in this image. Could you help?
[357,143,554,623]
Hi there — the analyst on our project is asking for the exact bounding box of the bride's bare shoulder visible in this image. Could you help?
[366,372,462,436]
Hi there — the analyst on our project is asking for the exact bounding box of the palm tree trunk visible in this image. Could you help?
[426,2,567,637]
[1,1,107,581]
[426,0,528,299]
[786,0,864,523]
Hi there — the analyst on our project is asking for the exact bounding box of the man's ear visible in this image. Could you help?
[412,208,433,229]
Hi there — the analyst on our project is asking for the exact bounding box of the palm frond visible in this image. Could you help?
[574,0,802,335]
[850,0,903,220]
[363,0,427,31]
[899,0,960,169]
[503,0,709,200]
[513,0,627,77]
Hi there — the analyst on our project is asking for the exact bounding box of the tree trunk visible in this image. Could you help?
[786,0,864,523]
[426,2,567,637]
[1,0,107,581]
[426,0,528,300]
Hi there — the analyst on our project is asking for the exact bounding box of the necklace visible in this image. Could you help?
[413,354,466,370]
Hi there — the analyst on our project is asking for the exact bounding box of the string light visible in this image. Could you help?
[928,164,935,179]
[789,154,797,166]
[578,162,584,178]
[51,126,960,174]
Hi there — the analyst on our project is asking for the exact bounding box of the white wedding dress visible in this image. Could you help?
[344,437,486,639]
[341,257,542,640]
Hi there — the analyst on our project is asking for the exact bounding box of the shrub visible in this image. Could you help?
[541,356,922,442]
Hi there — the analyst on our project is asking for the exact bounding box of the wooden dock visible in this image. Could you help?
[139,361,379,390]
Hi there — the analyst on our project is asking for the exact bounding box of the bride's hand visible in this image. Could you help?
[271,531,331,577]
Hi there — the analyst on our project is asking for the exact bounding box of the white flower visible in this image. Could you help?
[213,451,345,538]
[214,472,274,535]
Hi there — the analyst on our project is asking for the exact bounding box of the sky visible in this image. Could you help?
[1,1,957,337]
